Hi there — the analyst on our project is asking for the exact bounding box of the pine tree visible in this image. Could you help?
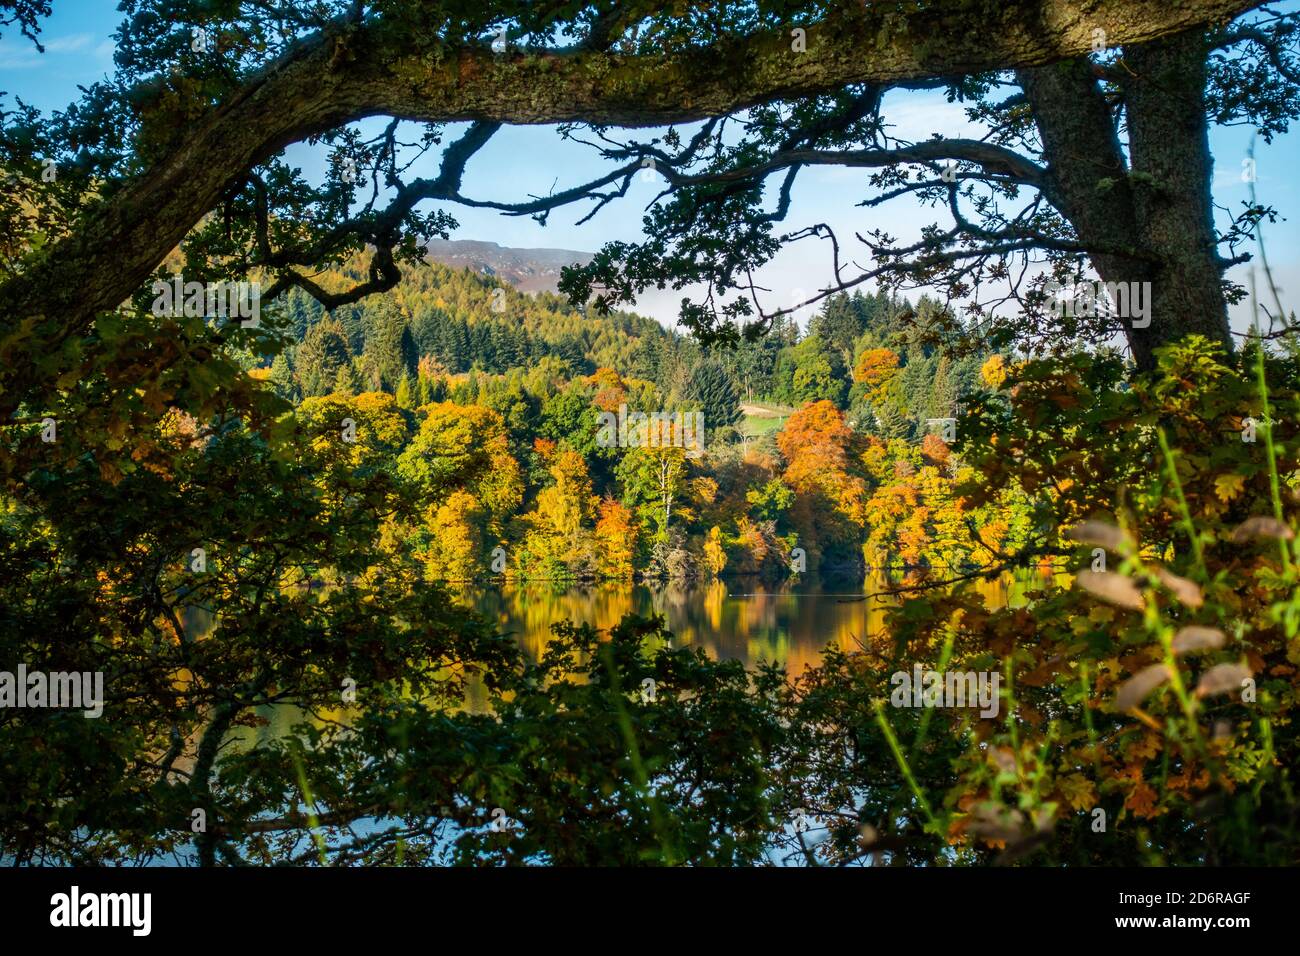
[685,360,742,439]
[471,323,494,370]
[295,317,352,398]
[452,319,472,372]
[871,398,913,440]
[491,322,521,370]
[361,301,418,391]
[333,362,361,396]
[928,355,958,420]
[809,292,863,370]
[395,372,416,409]
[267,353,297,401]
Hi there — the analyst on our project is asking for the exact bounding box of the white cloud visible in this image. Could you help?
[44,34,92,53]
[0,45,42,70]
[0,32,94,70]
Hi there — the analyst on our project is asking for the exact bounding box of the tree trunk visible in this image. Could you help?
[1124,29,1232,366]
[1019,29,1232,371]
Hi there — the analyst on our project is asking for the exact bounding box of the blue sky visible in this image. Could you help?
[3,0,1296,336]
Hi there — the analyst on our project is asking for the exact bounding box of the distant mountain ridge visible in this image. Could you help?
[423,239,594,294]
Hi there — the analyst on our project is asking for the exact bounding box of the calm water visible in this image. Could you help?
[459,575,1020,674]
[234,573,1025,741]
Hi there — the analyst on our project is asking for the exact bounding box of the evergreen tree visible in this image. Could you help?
[419,372,447,405]
[870,398,913,440]
[267,353,297,401]
[927,355,958,421]
[333,362,361,396]
[295,317,352,398]
[471,323,494,370]
[809,292,864,370]
[685,360,743,438]
[395,372,416,409]
[362,301,419,391]
[409,306,444,358]
[734,335,778,401]
[490,322,522,370]
[452,319,472,371]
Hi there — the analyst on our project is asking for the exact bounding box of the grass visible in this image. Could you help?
[740,413,787,438]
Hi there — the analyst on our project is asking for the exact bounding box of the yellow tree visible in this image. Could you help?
[522,448,598,577]
[425,490,484,581]
[398,401,522,578]
[594,496,639,580]
[703,526,727,577]
[853,347,901,405]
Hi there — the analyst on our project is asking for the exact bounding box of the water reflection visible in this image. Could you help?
[230,573,1026,743]
[464,574,1019,674]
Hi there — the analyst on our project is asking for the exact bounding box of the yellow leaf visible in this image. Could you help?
[1214,473,1245,503]
[1059,772,1097,812]
[1088,605,1115,625]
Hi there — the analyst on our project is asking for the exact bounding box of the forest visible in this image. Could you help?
[0,0,1297,874]
[257,256,1012,582]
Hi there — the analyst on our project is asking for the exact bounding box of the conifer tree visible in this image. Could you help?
[267,353,297,402]
[395,372,416,409]
[685,360,742,439]
[295,317,352,398]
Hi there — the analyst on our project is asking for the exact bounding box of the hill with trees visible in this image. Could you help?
[255,255,1010,580]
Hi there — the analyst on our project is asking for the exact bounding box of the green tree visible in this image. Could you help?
[361,301,418,392]
[809,293,864,371]
[295,318,353,398]
[395,371,417,409]
[685,360,742,440]
[267,353,297,402]
[786,336,847,408]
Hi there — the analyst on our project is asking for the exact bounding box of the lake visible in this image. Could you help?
[458,574,1023,674]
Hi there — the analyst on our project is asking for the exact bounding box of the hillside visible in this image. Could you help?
[423,239,594,294]
[268,249,991,447]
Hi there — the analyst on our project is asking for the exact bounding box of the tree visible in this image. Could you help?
[594,496,639,579]
[394,371,417,409]
[809,293,864,370]
[853,348,901,405]
[617,444,691,543]
[397,402,523,529]
[361,301,419,392]
[539,382,601,456]
[333,362,362,396]
[298,390,411,482]
[782,336,847,407]
[520,448,598,576]
[927,356,958,422]
[776,400,868,565]
[0,0,1262,407]
[295,318,353,398]
[685,360,742,439]
[267,353,297,402]
[424,490,486,581]
[733,334,779,401]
